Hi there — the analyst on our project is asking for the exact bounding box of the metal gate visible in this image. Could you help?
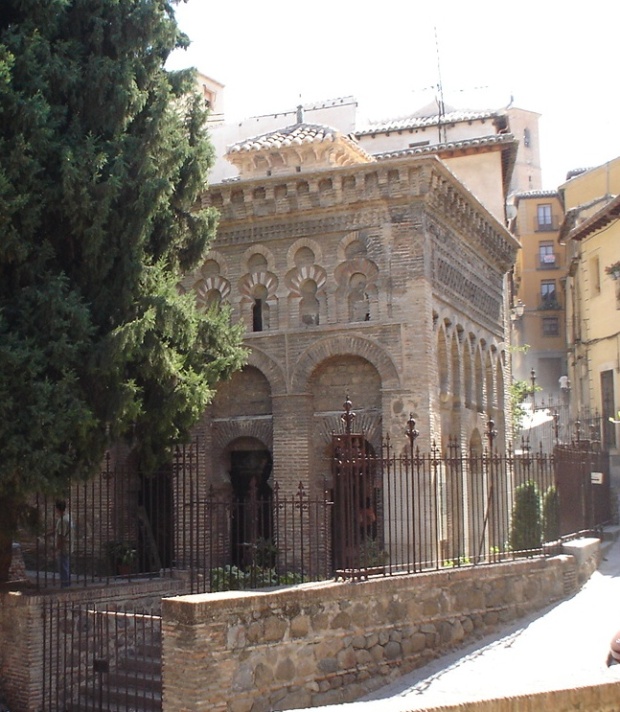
[554,442,611,535]
[42,600,162,712]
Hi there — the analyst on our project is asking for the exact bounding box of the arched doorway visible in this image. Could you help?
[330,434,381,572]
[227,441,273,567]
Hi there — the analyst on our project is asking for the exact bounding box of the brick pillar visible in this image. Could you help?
[271,393,314,494]
[0,594,44,712]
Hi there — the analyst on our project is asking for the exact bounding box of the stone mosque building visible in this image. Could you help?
[183,93,526,505]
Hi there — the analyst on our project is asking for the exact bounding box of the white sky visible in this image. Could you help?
[168,0,620,190]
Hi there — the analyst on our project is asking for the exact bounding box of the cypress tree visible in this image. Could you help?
[0,0,246,581]
[509,480,542,555]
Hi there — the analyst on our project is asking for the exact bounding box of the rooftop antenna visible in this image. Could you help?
[296,93,304,124]
[434,26,447,144]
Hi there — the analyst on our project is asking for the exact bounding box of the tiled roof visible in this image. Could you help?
[514,190,559,201]
[227,122,374,163]
[564,167,594,181]
[229,124,339,152]
[568,193,620,242]
[355,109,504,136]
[371,133,516,161]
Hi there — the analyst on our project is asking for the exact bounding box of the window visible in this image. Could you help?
[542,317,559,336]
[537,204,553,230]
[348,273,370,322]
[299,279,319,326]
[205,289,222,310]
[252,285,269,332]
[540,280,558,309]
[538,241,556,268]
[590,255,601,294]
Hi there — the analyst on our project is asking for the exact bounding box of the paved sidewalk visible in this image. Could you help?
[306,538,620,711]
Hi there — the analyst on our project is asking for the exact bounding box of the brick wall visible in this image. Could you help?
[0,578,185,712]
[162,551,585,712]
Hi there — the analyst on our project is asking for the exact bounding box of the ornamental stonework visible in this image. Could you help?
[188,152,517,496]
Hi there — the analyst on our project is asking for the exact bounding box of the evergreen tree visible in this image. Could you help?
[509,480,542,555]
[0,0,246,581]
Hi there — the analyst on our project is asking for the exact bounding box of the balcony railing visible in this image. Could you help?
[538,254,559,269]
[534,215,560,232]
[539,297,562,310]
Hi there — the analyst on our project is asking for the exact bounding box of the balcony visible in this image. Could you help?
[538,296,562,311]
[534,215,560,232]
[538,253,561,270]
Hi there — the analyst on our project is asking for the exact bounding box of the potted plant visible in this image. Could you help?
[106,541,137,576]
[359,537,389,574]
[605,261,620,280]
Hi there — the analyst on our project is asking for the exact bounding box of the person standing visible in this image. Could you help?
[54,500,72,588]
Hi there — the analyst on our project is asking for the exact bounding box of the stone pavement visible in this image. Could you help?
[303,536,620,712]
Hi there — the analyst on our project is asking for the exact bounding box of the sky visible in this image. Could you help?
[167,0,620,190]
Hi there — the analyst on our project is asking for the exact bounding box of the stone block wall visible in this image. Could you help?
[162,554,578,712]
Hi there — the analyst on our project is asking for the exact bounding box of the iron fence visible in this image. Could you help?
[177,479,333,594]
[331,433,566,579]
[519,399,612,453]
[16,447,182,590]
[14,431,612,592]
[42,600,162,712]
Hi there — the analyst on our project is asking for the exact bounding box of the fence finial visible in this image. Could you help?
[406,413,419,447]
[485,418,497,449]
[341,395,356,434]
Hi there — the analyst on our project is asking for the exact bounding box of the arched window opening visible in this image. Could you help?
[348,272,370,322]
[206,288,222,310]
[252,285,269,332]
[300,279,319,326]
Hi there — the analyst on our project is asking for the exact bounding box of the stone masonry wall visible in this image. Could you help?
[162,554,580,712]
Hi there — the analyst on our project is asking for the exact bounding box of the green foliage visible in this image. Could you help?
[0,0,246,576]
[208,539,306,591]
[209,565,305,592]
[209,565,246,591]
[442,556,472,568]
[251,537,278,569]
[359,538,389,568]
[509,480,542,554]
[541,486,560,543]
[106,541,137,566]
[510,379,541,440]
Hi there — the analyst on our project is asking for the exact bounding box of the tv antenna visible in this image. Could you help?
[434,26,447,144]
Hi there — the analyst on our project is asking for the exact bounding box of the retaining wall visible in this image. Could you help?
[162,547,596,712]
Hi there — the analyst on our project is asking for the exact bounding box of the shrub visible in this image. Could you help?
[542,486,560,542]
[509,480,542,554]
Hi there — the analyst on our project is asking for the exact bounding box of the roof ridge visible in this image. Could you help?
[356,108,505,136]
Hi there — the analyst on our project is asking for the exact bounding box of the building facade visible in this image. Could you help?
[560,159,620,461]
[183,119,519,521]
[511,190,567,399]
[206,95,541,226]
